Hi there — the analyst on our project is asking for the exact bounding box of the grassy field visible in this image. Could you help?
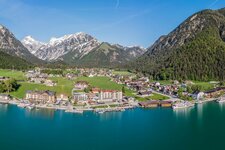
[9,75,170,100]
[1,69,209,100]
[10,76,123,99]
[0,69,26,80]
[112,70,134,76]
[10,80,74,99]
[194,81,214,91]
[75,76,123,90]
[124,88,169,101]
[152,80,172,85]
[134,93,169,101]
[10,77,75,98]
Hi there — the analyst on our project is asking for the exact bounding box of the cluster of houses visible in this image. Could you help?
[110,72,225,102]
[72,81,123,104]
[2,67,225,109]
[63,68,112,80]
[204,87,225,99]
[26,69,57,86]
[150,82,179,96]
[78,68,112,77]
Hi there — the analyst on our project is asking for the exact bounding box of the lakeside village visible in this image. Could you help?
[0,68,225,114]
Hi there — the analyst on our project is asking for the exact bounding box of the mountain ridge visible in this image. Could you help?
[22,32,146,66]
[133,8,225,81]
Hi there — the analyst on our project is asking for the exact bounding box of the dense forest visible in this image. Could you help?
[0,50,33,70]
[133,9,225,81]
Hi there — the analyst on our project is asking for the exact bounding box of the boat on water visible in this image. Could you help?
[98,110,105,114]
[65,109,84,114]
[26,104,35,110]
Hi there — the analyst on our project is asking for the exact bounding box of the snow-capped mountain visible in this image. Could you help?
[26,32,101,61]
[22,36,46,54]
[22,32,146,66]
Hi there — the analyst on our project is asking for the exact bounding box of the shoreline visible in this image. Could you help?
[0,98,219,115]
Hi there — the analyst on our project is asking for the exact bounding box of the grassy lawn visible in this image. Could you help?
[92,105,108,109]
[135,93,169,101]
[193,81,214,91]
[152,80,172,85]
[124,88,169,101]
[10,76,125,99]
[112,70,134,76]
[10,76,75,99]
[0,69,26,80]
[75,76,123,90]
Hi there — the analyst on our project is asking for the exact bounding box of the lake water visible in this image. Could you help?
[0,102,225,150]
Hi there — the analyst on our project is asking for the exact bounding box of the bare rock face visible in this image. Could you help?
[0,25,42,63]
[146,9,225,55]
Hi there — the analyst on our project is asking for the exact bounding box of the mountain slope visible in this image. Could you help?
[0,25,43,64]
[0,50,32,70]
[22,33,146,67]
[134,8,225,81]
[68,42,145,67]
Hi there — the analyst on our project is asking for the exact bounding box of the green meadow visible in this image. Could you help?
[10,76,123,99]
[10,80,74,99]
[112,70,134,76]
[0,69,171,101]
[75,76,123,90]
[0,69,26,80]
[124,88,169,101]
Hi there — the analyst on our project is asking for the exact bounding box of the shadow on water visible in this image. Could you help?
[25,108,55,119]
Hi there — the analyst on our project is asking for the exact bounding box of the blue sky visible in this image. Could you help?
[0,0,224,47]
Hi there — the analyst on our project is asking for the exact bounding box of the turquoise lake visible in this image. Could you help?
[0,102,225,150]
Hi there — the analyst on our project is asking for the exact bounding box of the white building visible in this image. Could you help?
[99,90,123,102]
[192,92,205,101]
[73,92,88,101]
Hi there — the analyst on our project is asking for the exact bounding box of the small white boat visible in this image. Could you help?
[65,109,83,114]
[26,104,35,110]
[98,110,105,114]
